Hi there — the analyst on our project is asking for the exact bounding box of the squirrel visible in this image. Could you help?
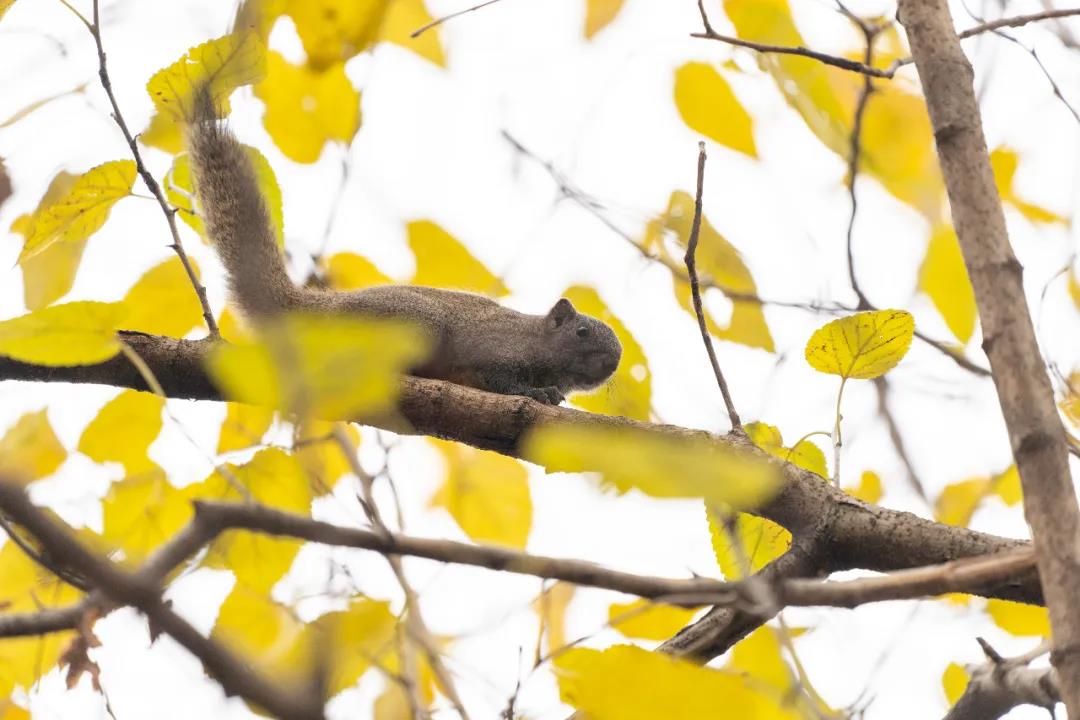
[185,96,622,405]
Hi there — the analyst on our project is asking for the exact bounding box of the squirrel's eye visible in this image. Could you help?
[576,326,589,338]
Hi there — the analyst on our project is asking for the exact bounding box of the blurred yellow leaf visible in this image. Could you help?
[0,410,66,484]
[11,171,86,310]
[78,390,164,475]
[526,424,780,509]
[217,306,253,343]
[707,507,790,578]
[673,62,756,158]
[207,313,431,420]
[381,0,446,66]
[0,701,29,720]
[744,421,826,477]
[805,309,914,379]
[324,252,393,290]
[986,599,1050,637]
[608,599,697,641]
[210,585,309,681]
[429,439,532,548]
[287,0,391,69]
[991,147,1067,225]
[934,477,991,527]
[0,0,17,23]
[584,0,624,38]
[139,110,183,154]
[533,582,576,654]
[1068,271,1080,313]
[217,403,275,453]
[942,662,969,706]
[409,220,509,296]
[315,598,398,696]
[919,224,976,345]
[564,286,650,420]
[146,32,266,121]
[728,627,795,703]
[0,301,125,366]
[17,160,135,263]
[554,645,792,718]
[846,470,883,504]
[294,419,358,495]
[121,258,205,337]
[101,469,193,564]
[255,53,360,164]
[993,465,1022,507]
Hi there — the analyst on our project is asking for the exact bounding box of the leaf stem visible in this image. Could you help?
[832,377,847,487]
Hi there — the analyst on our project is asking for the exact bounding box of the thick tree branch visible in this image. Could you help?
[897,0,1080,715]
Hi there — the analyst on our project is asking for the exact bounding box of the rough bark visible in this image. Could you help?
[898,0,1080,714]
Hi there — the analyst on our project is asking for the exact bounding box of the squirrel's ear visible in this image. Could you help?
[547,298,577,328]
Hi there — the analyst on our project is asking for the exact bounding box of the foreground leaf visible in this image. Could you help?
[0,301,125,365]
[805,309,914,379]
[121,258,205,337]
[147,32,266,120]
[525,424,779,509]
[217,403,275,454]
[10,171,85,310]
[17,160,135,263]
[707,508,790,577]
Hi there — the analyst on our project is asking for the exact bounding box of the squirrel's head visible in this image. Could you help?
[544,298,622,392]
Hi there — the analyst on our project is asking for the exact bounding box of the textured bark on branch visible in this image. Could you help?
[897,0,1080,714]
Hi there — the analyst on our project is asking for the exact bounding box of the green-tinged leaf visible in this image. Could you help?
[554,645,795,718]
[0,301,125,365]
[0,410,66,484]
[121,258,205,337]
[217,403,275,453]
[17,161,135,263]
[942,662,969,706]
[206,313,431,420]
[674,62,756,158]
[744,421,826,477]
[608,599,698,641]
[564,286,650,420]
[919,225,976,345]
[409,220,508,296]
[525,424,780,509]
[254,53,360,164]
[707,507,790,578]
[11,171,85,310]
[986,599,1050,637]
[78,390,165,475]
[147,32,267,120]
[323,252,393,290]
[380,0,446,66]
[584,0,624,38]
[429,439,532,549]
[101,469,193,564]
[805,309,914,379]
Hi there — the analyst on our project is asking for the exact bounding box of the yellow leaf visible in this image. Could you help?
[986,599,1050,637]
[139,110,183,154]
[991,147,1067,225]
[805,309,914,379]
[146,32,266,121]
[533,582,576,653]
[78,390,165,474]
[120,258,205,337]
[919,224,977,344]
[707,507,790,578]
[314,598,398,696]
[942,662,969,706]
[1068,270,1080,313]
[0,410,66,484]
[11,171,86,310]
[744,421,826,477]
[673,62,757,158]
[217,306,253,343]
[846,469,883,504]
[993,465,1022,507]
[409,220,509,296]
[608,599,697,641]
[324,252,393,290]
[584,0,624,38]
[17,160,135,263]
[101,469,193,564]
[0,0,17,23]
[254,53,361,164]
[429,439,532,548]
[564,286,650,420]
[294,419,358,495]
[374,648,437,717]
[210,585,309,681]
[525,424,780,509]
[189,448,311,592]
[728,627,794,700]
[554,645,792,719]
[218,403,275,453]
[287,0,392,70]
[0,701,30,720]
[934,477,991,527]
[380,0,446,66]
[0,301,125,366]
[206,313,431,420]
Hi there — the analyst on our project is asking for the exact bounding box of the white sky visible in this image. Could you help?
[1,0,1079,718]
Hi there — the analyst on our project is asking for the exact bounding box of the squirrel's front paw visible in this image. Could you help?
[524,386,565,405]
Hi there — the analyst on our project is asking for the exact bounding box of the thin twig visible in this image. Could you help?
[411,0,509,38]
[86,0,219,337]
[683,143,742,430]
[959,8,1080,39]
[874,377,929,503]
[691,28,903,78]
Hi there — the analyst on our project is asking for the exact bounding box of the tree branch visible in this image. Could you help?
[944,639,1059,719]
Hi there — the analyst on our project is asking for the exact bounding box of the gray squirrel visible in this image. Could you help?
[185,99,622,405]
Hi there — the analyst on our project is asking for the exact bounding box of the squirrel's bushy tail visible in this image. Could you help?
[186,91,299,320]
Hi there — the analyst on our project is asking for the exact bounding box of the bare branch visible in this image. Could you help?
[944,638,1059,720]
[411,0,509,38]
[958,8,1080,39]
